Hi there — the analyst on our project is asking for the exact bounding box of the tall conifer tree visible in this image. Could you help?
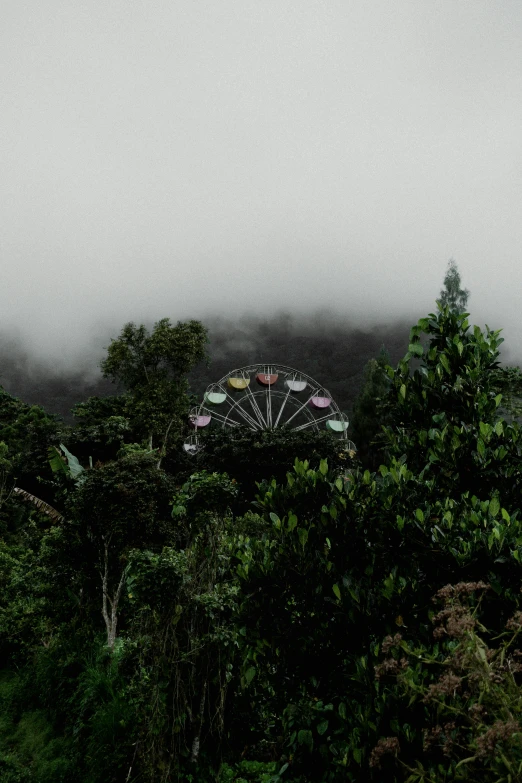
[439,258,469,314]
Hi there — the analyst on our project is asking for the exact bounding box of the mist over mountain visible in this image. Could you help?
[3,296,521,425]
[0,333,115,420]
[189,311,412,415]
[0,311,413,420]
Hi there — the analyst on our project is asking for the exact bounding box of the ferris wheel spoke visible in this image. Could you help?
[215,387,265,430]
[225,398,264,430]
[203,409,240,427]
[282,387,321,427]
[244,385,268,428]
[293,412,334,432]
[273,384,293,428]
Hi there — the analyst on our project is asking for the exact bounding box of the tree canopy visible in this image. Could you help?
[101,318,208,464]
[2,307,522,782]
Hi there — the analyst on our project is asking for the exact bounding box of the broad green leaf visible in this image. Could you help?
[297,729,313,750]
[316,720,328,735]
[408,343,423,356]
[415,508,424,523]
[489,496,500,518]
[298,528,308,548]
[440,354,450,373]
[48,446,67,474]
[349,587,360,603]
[270,512,281,529]
[287,512,297,532]
[244,666,256,685]
[49,444,84,482]
[332,583,341,600]
[319,459,328,475]
[59,444,84,480]
[479,422,492,438]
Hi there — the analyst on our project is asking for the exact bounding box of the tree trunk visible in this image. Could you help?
[101,540,127,650]
[190,680,207,764]
[156,417,175,469]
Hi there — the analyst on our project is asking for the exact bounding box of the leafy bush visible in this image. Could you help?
[373,582,522,781]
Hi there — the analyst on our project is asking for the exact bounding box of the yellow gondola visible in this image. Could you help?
[227,377,250,390]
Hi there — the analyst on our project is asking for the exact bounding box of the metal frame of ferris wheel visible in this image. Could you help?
[184,363,356,455]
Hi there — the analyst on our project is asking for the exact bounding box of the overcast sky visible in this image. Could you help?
[1,0,521,364]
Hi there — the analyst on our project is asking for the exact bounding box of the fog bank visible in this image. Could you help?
[1,1,521,362]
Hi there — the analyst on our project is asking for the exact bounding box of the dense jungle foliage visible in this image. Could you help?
[2,301,522,782]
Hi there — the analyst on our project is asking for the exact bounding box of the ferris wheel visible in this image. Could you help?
[184,364,356,455]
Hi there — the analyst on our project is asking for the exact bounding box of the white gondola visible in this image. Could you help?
[285,379,307,393]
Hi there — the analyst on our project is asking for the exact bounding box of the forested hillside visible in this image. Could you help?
[0,313,410,421]
[2,296,522,782]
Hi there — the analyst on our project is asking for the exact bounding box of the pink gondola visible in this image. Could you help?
[309,396,331,409]
[189,414,211,428]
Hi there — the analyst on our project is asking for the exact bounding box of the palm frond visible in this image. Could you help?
[13,487,65,523]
